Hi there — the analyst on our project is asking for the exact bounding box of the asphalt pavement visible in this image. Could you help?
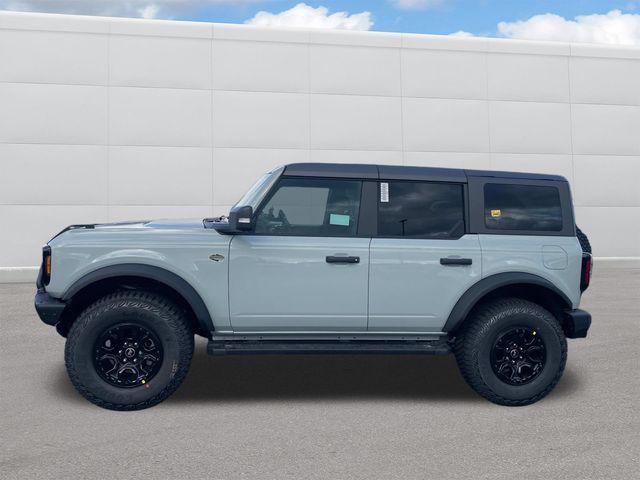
[1,261,638,479]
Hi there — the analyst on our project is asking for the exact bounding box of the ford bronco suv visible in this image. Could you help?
[35,163,592,410]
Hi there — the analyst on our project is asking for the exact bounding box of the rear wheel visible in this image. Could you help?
[454,298,567,406]
[65,291,194,410]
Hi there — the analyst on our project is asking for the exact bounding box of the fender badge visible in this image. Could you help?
[209,254,225,262]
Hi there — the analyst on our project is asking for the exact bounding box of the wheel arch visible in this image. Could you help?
[444,272,573,335]
[57,264,214,338]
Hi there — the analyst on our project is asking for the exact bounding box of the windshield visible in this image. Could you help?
[233,166,283,209]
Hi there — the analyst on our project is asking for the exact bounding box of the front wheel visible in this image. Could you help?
[65,291,194,410]
[454,298,567,406]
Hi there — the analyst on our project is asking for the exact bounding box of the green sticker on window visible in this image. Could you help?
[329,214,350,226]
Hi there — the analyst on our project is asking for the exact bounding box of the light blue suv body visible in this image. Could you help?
[34,163,593,409]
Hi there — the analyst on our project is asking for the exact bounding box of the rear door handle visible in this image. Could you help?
[326,255,360,264]
[440,257,472,266]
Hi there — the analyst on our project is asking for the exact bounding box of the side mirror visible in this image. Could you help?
[232,205,254,231]
[209,205,253,234]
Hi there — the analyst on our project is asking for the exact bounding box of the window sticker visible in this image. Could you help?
[380,182,389,203]
[491,209,502,218]
[329,214,350,226]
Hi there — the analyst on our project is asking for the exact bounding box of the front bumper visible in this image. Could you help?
[564,309,591,338]
[34,289,66,326]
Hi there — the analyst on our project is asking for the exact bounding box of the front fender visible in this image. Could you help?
[62,263,215,334]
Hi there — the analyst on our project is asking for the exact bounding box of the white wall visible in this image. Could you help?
[1,11,639,278]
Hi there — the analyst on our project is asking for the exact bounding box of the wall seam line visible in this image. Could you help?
[2,79,640,108]
[106,19,111,222]
[399,35,406,164]
[567,44,577,189]
[2,141,639,156]
[485,51,492,168]
[307,30,312,156]
[211,24,215,215]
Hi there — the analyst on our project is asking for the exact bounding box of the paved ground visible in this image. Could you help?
[1,261,639,480]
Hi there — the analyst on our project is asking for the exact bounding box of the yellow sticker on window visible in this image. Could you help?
[491,209,502,218]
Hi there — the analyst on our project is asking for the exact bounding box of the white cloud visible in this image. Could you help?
[0,1,265,20]
[246,3,372,30]
[449,30,473,37]
[139,4,160,19]
[390,0,446,10]
[497,9,640,46]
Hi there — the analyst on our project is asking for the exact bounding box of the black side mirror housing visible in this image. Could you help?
[209,205,253,234]
[231,205,254,231]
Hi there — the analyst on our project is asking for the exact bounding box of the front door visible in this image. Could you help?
[368,180,481,332]
[229,176,370,332]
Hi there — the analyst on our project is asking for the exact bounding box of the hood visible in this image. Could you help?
[49,218,206,242]
[139,218,206,230]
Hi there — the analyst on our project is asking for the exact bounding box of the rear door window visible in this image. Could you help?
[484,183,562,231]
[378,181,465,238]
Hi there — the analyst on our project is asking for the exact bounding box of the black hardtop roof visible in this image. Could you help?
[282,163,567,183]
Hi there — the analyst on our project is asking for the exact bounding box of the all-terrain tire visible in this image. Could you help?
[65,291,194,411]
[454,298,567,406]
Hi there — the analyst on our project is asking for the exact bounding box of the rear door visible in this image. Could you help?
[368,180,481,332]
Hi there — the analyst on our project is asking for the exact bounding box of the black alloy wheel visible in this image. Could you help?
[490,326,546,386]
[93,323,164,388]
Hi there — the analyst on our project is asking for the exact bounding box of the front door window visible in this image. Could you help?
[254,178,362,237]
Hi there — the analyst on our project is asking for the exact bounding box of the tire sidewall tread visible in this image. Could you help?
[65,291,194,411]
[454,297,567,406]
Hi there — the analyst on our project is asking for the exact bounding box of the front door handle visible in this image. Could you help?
[440,257,472,266]
[326,255,360,264]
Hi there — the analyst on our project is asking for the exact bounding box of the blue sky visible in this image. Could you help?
[1,1,639,44]
[192,1,636,36]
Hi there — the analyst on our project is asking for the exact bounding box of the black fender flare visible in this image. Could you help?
[443,272,573,333]
[62,264,214,333]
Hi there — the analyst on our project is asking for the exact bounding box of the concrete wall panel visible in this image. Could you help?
[213,40,308,93]
[109,35,211,89]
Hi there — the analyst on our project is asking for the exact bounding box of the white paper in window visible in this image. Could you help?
[380,182,389,203]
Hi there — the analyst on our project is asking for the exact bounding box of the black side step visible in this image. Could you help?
[207,340,451,356]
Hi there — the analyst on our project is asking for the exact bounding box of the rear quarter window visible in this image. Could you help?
[484,183,562,232]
